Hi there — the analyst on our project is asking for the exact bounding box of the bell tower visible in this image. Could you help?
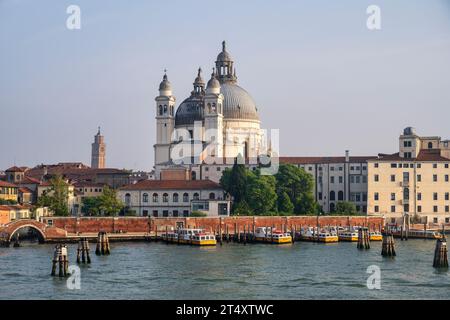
[154,71,176,165]
[204,69,224,160]
[91,127,106,169]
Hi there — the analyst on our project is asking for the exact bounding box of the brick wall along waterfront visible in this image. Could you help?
[41,216,385,234]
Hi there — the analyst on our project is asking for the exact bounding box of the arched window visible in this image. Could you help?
[152,193,158,202]
[125,193,131,206]
[330,191,336,201]
[158,105,163,116]
[207,103,211,113]
[193,193,199,201]
[428,142,433,149]
[192,171,197,180]
[173,193,179,202]
[143,193,148,203]
[163,193,169,202]
[209,192,215,200]
[330,203,336,212]
[183,193,189,202]
[338,191,344,201]
[163,105,167,114]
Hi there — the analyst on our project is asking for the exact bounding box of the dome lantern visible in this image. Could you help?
[206,68,221,94]
[215,41,237,84]
[159,70,172,96]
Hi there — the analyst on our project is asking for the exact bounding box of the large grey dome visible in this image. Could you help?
[220,83,258,120]
[174,96,204,126]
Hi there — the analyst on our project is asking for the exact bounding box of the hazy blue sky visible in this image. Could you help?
[1,0,450,171]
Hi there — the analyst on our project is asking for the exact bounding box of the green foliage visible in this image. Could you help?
[277,190,294,214]
[123,208,137,216]
[81,197,102,216]
[334,201,357,215]
[190,210,207,217]
[0,199,18,205]
[81,186,123,216]
[37,175,69,216]
[221,162,320,216]
[232,200,253,216]
[246,171,277,215]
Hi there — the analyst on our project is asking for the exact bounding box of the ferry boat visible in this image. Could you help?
[369,231,383,241]
[317,232,339,243]
[162,228,217,246]
[338,231,359,242]
[297,227,317,241]
[254,227,292,244]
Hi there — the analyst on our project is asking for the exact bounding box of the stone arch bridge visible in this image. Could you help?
[0,219,67,244]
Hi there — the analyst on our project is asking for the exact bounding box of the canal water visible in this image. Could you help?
[1,240,449,299]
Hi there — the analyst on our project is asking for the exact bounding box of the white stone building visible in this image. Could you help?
[118,180,230,217]
[153,41,266,178]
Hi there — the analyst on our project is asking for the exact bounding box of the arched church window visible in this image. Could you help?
[207,103,211,113]
[173,193,179,203]
[163,193,169,202]
[183,193,189,202]
[330,191,336,201]
[152,193,158,202]
[191,171,197,180]
[193,193,199,201]
[209,192,215,200]
[428,142,433,149]
[159,105,163,116]
[338,191,344,201]
[143,193,149,203]
[163,105,167,114]
[125,193,131,206]
[212,103,216,112]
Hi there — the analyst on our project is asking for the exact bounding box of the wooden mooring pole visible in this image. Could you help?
[51,244,69,277]
[433,225,448,269]
[381,232,396,257]
[77,238,91,264]
[357,227,370,249]
[95,231,110,255]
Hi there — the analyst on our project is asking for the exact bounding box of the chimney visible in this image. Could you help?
[345,150,350,163]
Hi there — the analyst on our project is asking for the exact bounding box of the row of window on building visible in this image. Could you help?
[124,192,217,205]
[141,209,190,217]
[374,192,450,201]
[374,163,450,169]
[374,174,450,182]
[300,165,368,172]
[318,175,367,185]
[375,205,450,214]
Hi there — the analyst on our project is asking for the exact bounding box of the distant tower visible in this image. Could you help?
[91,127,106,168]
[204,69,224,159]
[154,71,176,165]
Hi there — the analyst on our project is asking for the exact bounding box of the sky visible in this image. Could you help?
[1,0,450,171]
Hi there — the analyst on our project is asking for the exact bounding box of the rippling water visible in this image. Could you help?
[0,240,449,299]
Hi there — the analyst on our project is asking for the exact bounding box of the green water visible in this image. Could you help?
[0,240,449,299]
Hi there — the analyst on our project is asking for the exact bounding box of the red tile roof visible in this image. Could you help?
[120,179,222,191]
[0,205,32,211]
[279,156,377,165]
[0,180,18,188]
[5,166,24,172]
[19,187,33,194]
[373,149,450,162]
[21,176,42,185]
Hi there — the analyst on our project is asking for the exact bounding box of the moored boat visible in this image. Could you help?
[254,227,292,244]
[369,231,382,241]
[317,232,339,243]
[338,231,359,242]
[390,229,442,240]
[162,228,217,246]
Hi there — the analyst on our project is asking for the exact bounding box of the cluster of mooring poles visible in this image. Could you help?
[357,227,370,250]
[51,244,69,277]
[381,231,396,257]
[76,238,91,264]
[95,231,110,255]
[433,226,448,269]
[50,231,112,277]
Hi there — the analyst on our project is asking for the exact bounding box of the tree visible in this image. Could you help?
[98,186,123,216]
[190,210,207,217]
[275,164,319,215]
[37,175,69,216]
[334,201,357,215]
[277,190,294,214]
[0,199,18,205]
[246,171,277,215]
[232,200,253,216]
[81,197,102,216]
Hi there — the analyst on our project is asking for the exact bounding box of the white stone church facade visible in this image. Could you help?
[153,41,267,179]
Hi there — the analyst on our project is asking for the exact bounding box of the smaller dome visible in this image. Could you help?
[206,69,220,90]
[216,41,233,62]
[159,73,172,91]
[193,67,205,86]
